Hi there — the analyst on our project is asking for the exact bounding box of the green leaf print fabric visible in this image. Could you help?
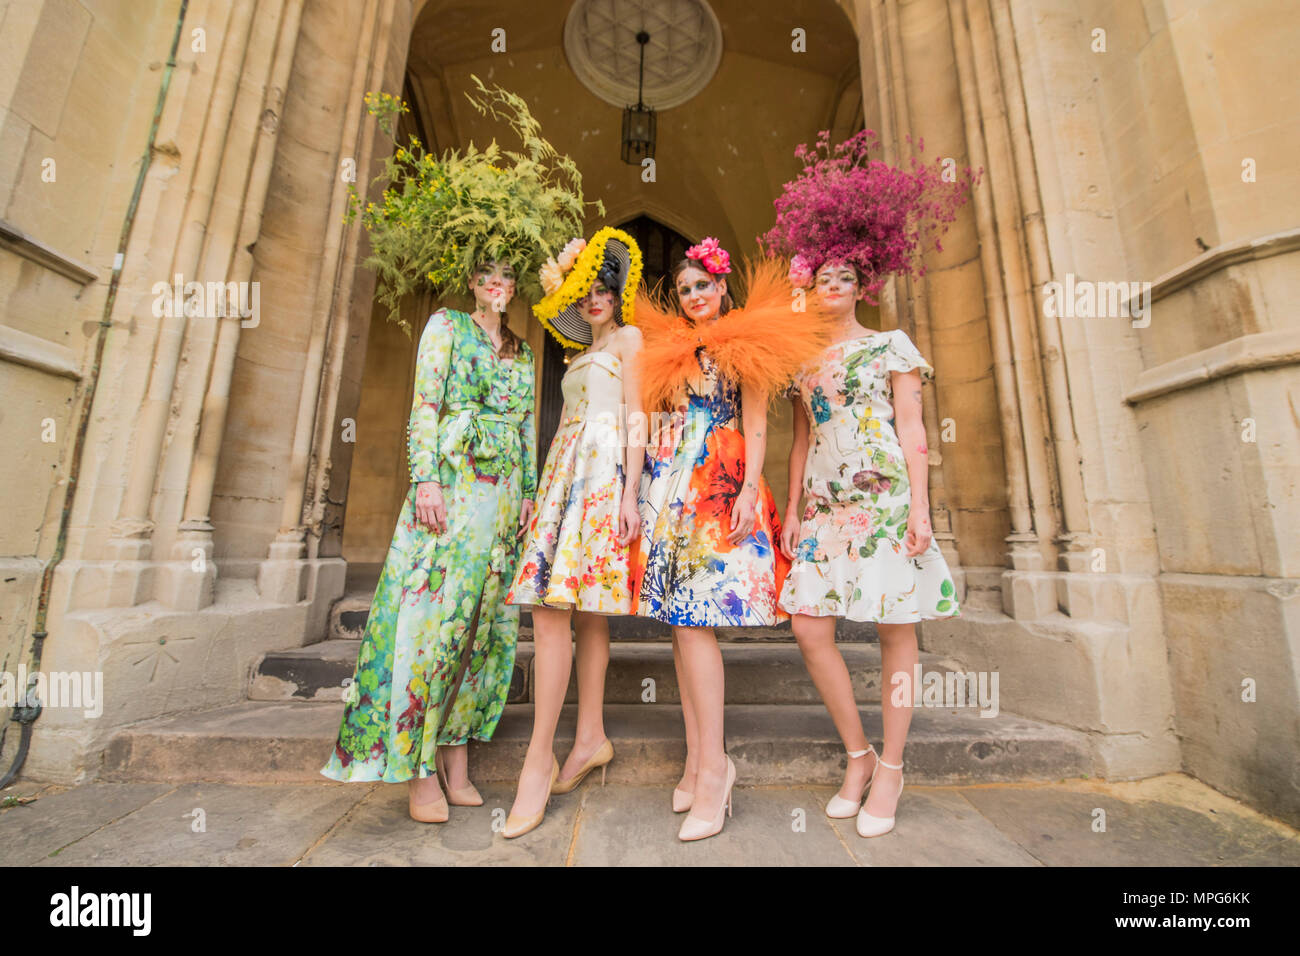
[321,308,536,782]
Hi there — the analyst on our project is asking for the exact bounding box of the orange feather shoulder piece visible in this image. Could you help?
[635,257,837,412]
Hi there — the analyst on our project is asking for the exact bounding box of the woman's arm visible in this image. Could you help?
[781,395,810,559]
[730,378,769,544]
[410,310,454,532]
[617,326,646,545]
[891,368,932,557]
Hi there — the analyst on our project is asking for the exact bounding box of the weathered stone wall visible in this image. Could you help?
[1008,0,1300,822]
[0,0,185,770]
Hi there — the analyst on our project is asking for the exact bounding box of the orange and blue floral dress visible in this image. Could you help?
[322,307,536,783]
[631,348,790,626]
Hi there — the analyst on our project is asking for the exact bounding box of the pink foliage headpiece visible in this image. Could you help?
[760,129,978,304]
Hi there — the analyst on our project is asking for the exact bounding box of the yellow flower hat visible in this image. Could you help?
[532,226,643,349]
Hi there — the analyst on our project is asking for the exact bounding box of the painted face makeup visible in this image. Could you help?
[814,262,859,310]
[675,266,723,321]
[580,280,616,323]
[473,261,517,311]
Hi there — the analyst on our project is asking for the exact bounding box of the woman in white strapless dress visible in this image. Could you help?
[503,228,645,837]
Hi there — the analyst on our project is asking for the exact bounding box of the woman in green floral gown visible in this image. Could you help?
[321,261,537,822]
[321,76,599,821]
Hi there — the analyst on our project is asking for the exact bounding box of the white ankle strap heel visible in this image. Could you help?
[825,744,879,819]
[856,756,903,837]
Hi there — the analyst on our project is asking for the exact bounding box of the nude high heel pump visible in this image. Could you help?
[678,756,736,842]
[672,786,693,814]
[856,756,904,838]
[502,755,559,840]
[825,744,879,819]
[550,738,614,795]
[408,774,449,823]
[435,748,484,806]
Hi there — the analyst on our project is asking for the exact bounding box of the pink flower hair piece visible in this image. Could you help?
[685,236,732,275]
[788,254,814,288]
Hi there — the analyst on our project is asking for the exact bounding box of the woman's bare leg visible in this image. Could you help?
[672,628,700,796]
[507,605,572,818]
[862,621,918,817]
[791,612,877,800]
[559,610,612,782]
[675,625,727,817]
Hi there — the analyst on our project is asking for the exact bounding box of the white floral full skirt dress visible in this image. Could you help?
[779,330,959,624]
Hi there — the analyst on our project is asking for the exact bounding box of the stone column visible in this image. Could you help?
[159,0,307,611]
[946,0,1034,552]
[257,0,395,603]
[988,0,1090,560]
[862,0,965,594]
[104,0,258,605]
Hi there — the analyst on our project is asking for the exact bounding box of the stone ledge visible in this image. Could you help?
[98,699,1094,786]
[1124,327,1300,405]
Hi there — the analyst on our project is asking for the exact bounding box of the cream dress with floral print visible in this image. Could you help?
[508,350,637,614]
[779,329,959,624]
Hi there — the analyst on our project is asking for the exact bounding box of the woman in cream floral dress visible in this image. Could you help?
[779,261,959,841]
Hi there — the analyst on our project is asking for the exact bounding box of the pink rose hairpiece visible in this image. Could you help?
[685,236,732,276]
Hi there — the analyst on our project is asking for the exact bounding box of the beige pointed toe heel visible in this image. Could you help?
[408,776,449,823]
[678,756,736,842]
[435,749,483,806]
[503,756,559,839]
[551,738,614,795]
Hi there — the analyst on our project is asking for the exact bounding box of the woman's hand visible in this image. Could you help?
[416,481,447,534]
[727,485,759,545]
[904,499,932,557]
[517,499,535,539]
[617,492,641,546]
[780,507,801,560]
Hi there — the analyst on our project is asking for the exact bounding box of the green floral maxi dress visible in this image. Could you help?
[321,307,537,782]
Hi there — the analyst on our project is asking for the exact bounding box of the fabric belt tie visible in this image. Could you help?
[441,406,522,460]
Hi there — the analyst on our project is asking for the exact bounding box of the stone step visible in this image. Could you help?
[251,640,956,706]
[100,700,1092,787]
[327,593,880,644]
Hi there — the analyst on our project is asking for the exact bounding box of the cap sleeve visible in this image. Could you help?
[884,329,934,382]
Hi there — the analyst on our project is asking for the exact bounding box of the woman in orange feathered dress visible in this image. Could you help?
[629,237,835,841]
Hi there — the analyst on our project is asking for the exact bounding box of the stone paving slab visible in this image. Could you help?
[827,788,1043,866]
[32,783,366,867]
[297,783,582,866]
[0,783,173,866]
[566,784,857,866]
[957,777,1300,867]
[3,773,1296,867]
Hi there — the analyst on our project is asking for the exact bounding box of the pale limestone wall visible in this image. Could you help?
[0,0,183,755]
[890,0,1012,569]
[6,0,409,781]
[1007,0,1299,822]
